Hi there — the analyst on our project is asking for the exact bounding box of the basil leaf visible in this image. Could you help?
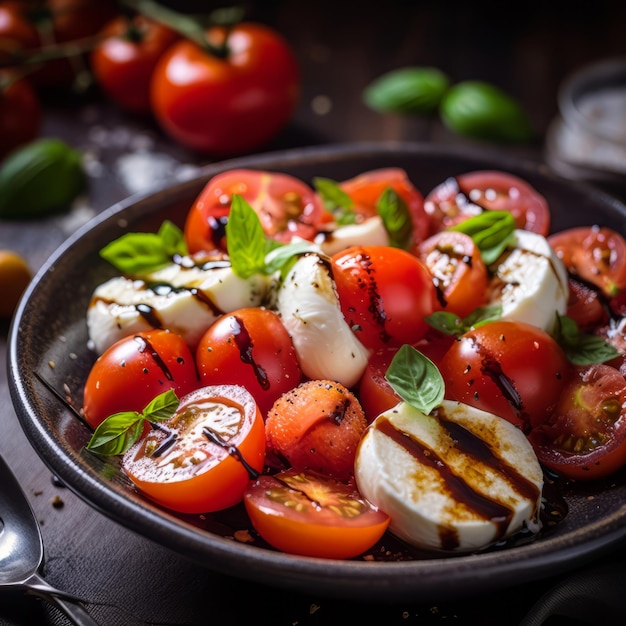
[363,67,451,115]
[143,388,179,422]
[385,344,444,415]
[426,304,502,336]
[376,187,413,250]
[100,219,188,275]
[265,240,320,275]
[87,412,145,456]
[555,315,620,365]
[226,194,268,278]
[450,210,516,264]
[313,177,356,225]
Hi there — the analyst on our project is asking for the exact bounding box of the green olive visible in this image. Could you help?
[0,250,32,319]
[440,80,534,143]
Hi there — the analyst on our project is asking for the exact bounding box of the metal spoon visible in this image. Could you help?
[0,454,100,625]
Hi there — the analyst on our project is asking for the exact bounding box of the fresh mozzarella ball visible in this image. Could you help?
[315,216,390,256]
[355,399,543,553]
[274,252,370,388]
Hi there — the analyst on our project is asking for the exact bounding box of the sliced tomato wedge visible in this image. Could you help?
[243,469,390,559]
[123,385,266,513]
[528,364,626,481]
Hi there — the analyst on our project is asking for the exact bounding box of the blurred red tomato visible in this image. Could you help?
[150,21,299,155]
[0,69,40,159]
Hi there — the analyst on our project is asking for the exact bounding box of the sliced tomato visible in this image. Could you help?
[243,469,390,559]
[424,170,550,236]
[338,168,429,250]
[331,245,438,351]
[417,230,488,318]
[528,364,626,480]
[83,330,200,429]
[564,277,609,332]
[265,379,367,481]
[184,169,330,254]
[439,320,571,432]
[549,226,626,298]
[123,384,266,513]
[195,307,302,418]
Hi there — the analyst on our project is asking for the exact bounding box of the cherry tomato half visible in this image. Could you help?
[338,168,429,250]
[196,307,302,418]
[184,169,328,254]
[331,245,438,351]
[91,14,179,114]
[83,329,200,429]
[243,469,390,559]
[150,22,299,155]
[424,170,551,236]
[417,230,489,318]
[548,226,626,298]
[528,364,626,481]
[0,69,40,159]
[439,320,571,432]
[123,384,266,513]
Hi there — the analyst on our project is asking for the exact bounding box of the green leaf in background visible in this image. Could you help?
[440,80,534,143]
[313,177,357,225]
[376,187,413,250]
[385,344,445,415]
[99,220,188,276]
[364,67,451,115]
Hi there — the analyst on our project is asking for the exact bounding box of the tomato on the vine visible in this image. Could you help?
[184,168,329,254]
[83,329,200,429]
[0,69,40,159]
[528,364,626,481]
[150,22,299,155]
[123,384,266,513]
[424,170,550,236]
[331,245,438,351]
[91,14,179,114]
[195,307,302,418]
[549,226,626,298]
[439,320,571,432]
[338,168,429,249]
[417,230,488,318]
[243,469,390,559]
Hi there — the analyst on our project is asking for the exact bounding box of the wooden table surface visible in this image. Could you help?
[1,2,626,624]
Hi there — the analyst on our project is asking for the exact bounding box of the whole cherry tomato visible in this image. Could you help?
[150,22,299,155]
[0,69,40,159]
[91,14,179,114]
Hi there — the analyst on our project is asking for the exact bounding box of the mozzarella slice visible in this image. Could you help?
[355,399,543,553]
[274,252,370,388]
[87,258,269,354]
[488,230,569,333]
[315,216,390,256]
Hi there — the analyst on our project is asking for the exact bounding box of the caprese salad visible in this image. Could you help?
[80,166,626,560]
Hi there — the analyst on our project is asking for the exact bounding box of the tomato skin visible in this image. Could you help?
[424,170,550,236]
[0,4,39,65]
[243,469,390,559]
[195,307,302,418]
[417,230,489,318]
[338,168,429,249]
[331,245,438,351]
[150,22,299,155]
[0,69,40,159]
[528,364,626,481]
[123,384,266,513]
[83,330,200,429]
[549,226,626,298]
[91,15,179,114]
[439,321,571,432]
[184,169,328,254]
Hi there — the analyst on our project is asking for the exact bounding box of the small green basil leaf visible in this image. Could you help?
[364,67,451,115]
[426,304,502,336]
[450,210,516,265]
[555,315,620,365]
[376,187,413,250]
[313,177,357,225]
[87,412,145,456]
[143,389,179,422]
[226,194,268,278]
[265,241,320,275]
[385,344,444,415]
[99,219,188,275]
[440,80,534,144]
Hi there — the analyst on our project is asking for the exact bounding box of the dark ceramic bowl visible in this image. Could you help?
[8,142,626,603]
